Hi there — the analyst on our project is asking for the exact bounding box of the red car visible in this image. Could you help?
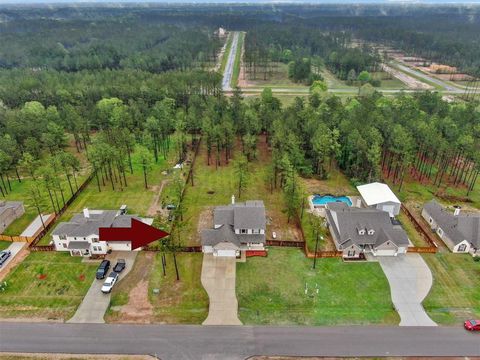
[464,320,480,331]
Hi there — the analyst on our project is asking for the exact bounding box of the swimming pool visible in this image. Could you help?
[312,194,352,207]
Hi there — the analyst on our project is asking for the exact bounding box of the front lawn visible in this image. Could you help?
[0,252,97,320]
[422,253,480,325]
[236,248,399,325]
[0,240,11,251]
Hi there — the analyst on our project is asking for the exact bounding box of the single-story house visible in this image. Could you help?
[201,197,266,257]
[422,200,479,256]
[52,208,153,256]
[325,202,409,258]
[356,182,401,217]
[0,200,25,234]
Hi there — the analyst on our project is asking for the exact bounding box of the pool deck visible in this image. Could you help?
[307,195,362,218]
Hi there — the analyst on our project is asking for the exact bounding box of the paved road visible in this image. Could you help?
[201,254,242,325]
[222,32,239,91]
[379,254,437,326]
[1,322,479,359]
[67,251,138,323]
[0,242,25,271]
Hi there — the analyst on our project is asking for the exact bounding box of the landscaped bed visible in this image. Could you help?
[0,252,97,320]
[236,248,399,325]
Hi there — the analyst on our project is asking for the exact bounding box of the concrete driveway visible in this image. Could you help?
[201,254,242,325]
[67,251,138,323]
[379,254,437,326]
[0,242,26,271]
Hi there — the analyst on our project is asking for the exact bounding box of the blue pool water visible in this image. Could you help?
[312,195,352,207]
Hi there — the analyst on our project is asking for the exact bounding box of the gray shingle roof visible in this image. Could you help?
[326,203,409,250]
[0,201,23,215]
[52,210,141,238]
[202,200,266,247]
[424,200,480,247]
[67,241,90,250]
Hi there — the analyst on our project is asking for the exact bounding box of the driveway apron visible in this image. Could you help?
[201,254,242,325]
[68,251,138,323]
[379,254,437,326]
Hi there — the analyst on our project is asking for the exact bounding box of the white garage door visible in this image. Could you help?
[381,205,395,217]
[376,249,396,256]
[215,249,237,257]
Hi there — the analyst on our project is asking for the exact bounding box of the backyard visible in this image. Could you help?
[236,248,399,325]
[0,252,97,320]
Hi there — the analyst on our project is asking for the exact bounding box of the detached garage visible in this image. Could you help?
[357,182,401,217]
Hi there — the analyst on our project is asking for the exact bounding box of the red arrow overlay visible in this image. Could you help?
[99,218,169,250]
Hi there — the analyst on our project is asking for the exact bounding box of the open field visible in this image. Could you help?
[243,62,309,89]
[422,253,480,325]
[231,32,245,88]
[181,136,301,246]
[0,252,97,320]
[237,248,399,325]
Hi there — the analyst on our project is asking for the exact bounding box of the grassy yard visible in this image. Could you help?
[422,253,480,325]
[0,240,12,250]
[149,252,208,323]
[181,136,300,246]
[301,212,335,252]
[231,31,244,88]
[237,248,399,325]
[0,252,97,320]
[245,62,310,89]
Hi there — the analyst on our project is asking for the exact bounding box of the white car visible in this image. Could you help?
[101,272,119,294]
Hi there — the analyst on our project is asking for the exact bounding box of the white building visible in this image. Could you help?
[201,197,266,257]
[357,182,401,217]
[52,208,153,257]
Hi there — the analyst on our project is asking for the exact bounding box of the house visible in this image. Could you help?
[0,201,25,234]
[356,182,401,217]
[52,208,153,257]
[422,200,479,256]
[325,202,409,258]
[215,27,227,37]
[201,197,266,257]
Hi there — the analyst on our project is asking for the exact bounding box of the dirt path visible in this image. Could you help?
[147,179,170,217]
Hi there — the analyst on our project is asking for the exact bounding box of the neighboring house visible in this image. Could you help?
[201,197,266,257]
[356,182,401,217]
[215,27,227,37]
[52,208,153,256]
[0,201,25,234]
[325,202,409,258]
[422,200,479,256]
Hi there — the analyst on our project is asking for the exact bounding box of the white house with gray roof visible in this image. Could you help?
[0,200,25,234]
[201,197,266,257]
[357,182,401,217]
[325,202,409,258]
[52,208,153,257]
[422,200,479,256]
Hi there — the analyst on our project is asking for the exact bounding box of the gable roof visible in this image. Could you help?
[357,182,401,206]
[326,202,409,250]
[52,210,144,238]
[424,200,480,247]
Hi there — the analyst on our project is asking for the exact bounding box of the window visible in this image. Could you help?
[368,229,375,235]
[458,244,467,252]
[74,237,77,240]
[358,229,365,235]
[429,218,433,224]
[62,243,67,249]
[92,238,99,243]
[347,250,356,257]
[252,229,260,234]
[241,229,247,234]
[437,228,443,236]
[59,234,67,240]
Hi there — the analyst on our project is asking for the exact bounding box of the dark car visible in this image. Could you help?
[113,259,126,273]
[464,319,480,331]
[0,250,11,267]
[166,204,176,210]
[96,259,111,279]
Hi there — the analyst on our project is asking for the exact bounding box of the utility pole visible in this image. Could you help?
[313,232,323,269]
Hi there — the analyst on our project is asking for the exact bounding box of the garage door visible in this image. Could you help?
[215,249,237,257]
[381,205,395,217]
[376,249,396,256]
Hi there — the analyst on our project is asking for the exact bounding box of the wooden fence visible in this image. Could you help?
[0,234,33,243]
[29,245,55,252]
[407,246,437,253]
[266,240,304,248]
[401,204,438,252]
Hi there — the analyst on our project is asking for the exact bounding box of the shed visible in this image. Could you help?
[356,182,401,217]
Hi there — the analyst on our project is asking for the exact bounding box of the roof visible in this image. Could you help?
[67,241,90,250]
[202,200,266,247]
[424,200,480,247]
[0,201,23,214]
[52,210,146,238]
[326,202,409,250]
[356,182,401,206]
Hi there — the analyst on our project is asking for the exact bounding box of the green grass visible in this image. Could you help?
[149,252,208,324]
[237,248,399,325]
[397,212,429,247]
[219,33,233,74]
[0,252,97,320]
[0,240,11,250]
[422,253,480,325]
[231,32,244,88]
[301,212,332,252]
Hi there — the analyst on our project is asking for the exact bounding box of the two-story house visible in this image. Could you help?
[201,197,266,257]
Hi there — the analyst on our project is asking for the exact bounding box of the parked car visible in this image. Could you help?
[101,272,119,293]
[0,250,12,267]
[96,260,111,279]
[166,204,176,210]
[113,259,126,273]
[464,319,480,331]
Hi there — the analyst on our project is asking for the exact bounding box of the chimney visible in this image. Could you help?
[453,206,461,216]
[83,208,90,218]
[231,195,235,205]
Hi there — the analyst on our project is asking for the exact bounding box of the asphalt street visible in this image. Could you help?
[222,32,239,91]
[1,322,479,359]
